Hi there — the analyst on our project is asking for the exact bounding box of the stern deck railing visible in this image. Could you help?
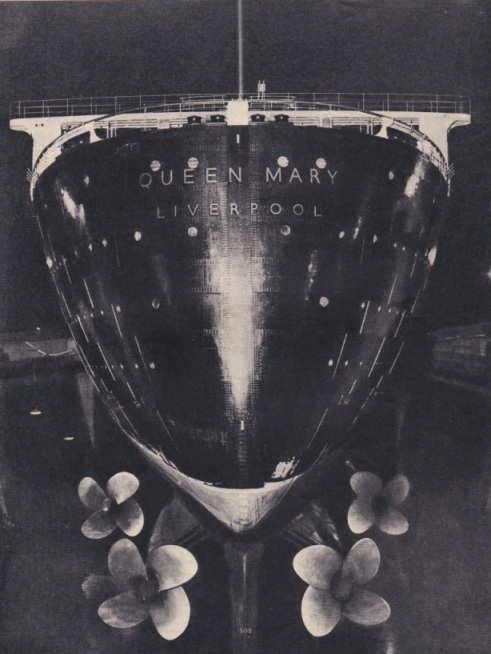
[11,92,471,119]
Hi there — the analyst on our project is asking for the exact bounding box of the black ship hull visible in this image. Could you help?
[33,122,446,528]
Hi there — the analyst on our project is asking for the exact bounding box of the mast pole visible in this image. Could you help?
[237,0,244,99]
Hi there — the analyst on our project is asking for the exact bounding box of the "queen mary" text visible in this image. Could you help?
[139,165,338,188]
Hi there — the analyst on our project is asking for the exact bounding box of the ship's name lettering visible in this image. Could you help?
[139,166,338,188]
[155,203,323,218]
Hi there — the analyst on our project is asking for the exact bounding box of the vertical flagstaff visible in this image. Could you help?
[238,0,244,98]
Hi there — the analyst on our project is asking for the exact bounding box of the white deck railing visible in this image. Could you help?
[11,92,471,119]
